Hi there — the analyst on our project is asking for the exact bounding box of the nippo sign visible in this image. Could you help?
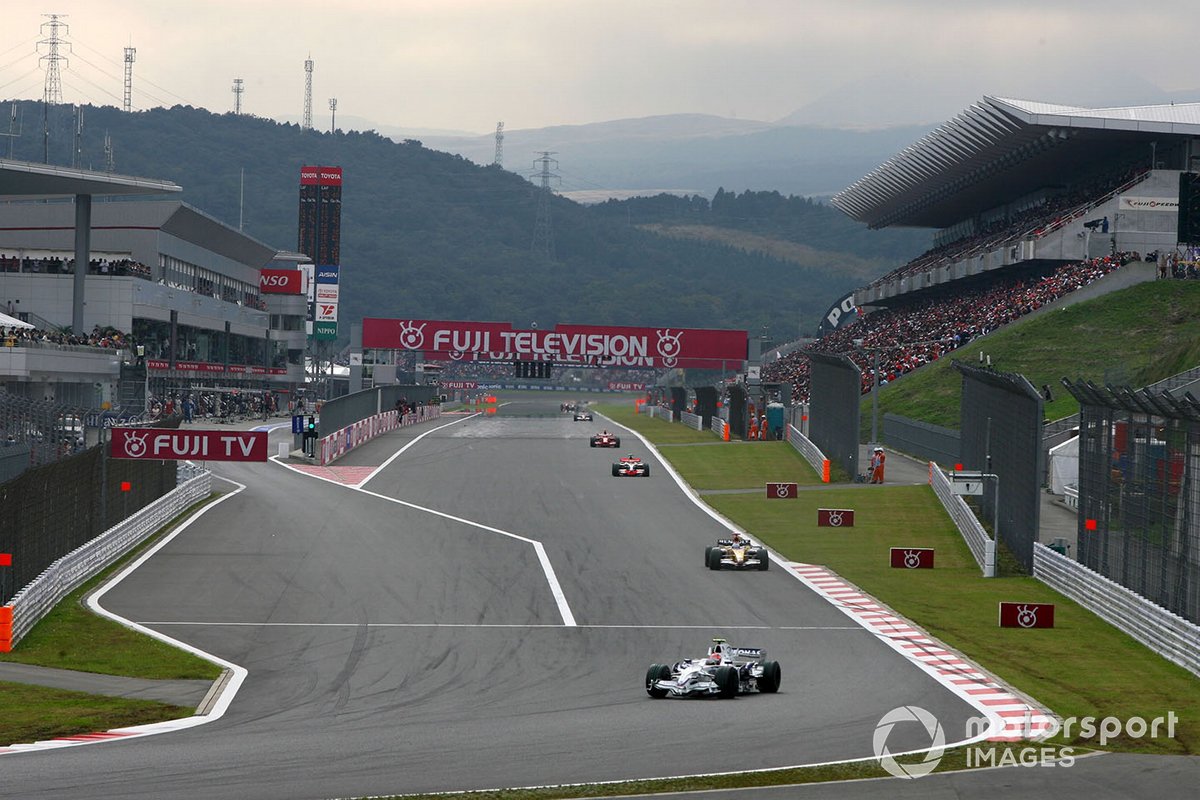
[109,428,268,462]
[765,482,798,499]
[890,547,934,569]
[361,318,747,369]
[259,269,303,294]
[999,602,1055,629]
[817,508,855,527]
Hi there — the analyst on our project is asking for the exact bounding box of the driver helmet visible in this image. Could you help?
[731,533,744,545]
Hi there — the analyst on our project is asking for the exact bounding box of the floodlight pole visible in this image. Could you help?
[871,349,880,445]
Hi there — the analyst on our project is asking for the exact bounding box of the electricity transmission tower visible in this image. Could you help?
[123,46,136,112]
[493,121,504,166]
[232,78,244,114]
[302,56,314,130]
[530,151,560,260]
[38,14,69,105]
[329,97,337,132]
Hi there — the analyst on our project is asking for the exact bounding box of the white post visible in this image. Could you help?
[277,441,289,459]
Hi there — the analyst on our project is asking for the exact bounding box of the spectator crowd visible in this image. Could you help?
[1,323,134,351]
[764,253,1135,401]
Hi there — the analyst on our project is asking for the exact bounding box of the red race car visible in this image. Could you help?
[612,455,650,477]
[590,431,621,448]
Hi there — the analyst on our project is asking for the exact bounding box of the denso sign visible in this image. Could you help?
[109,428,268,462]
[259,269,303,294]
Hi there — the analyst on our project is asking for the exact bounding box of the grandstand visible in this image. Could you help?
[764,96,1198,399]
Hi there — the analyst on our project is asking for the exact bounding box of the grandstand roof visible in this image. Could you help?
[832,96,1200,229]
[0,158,181,200]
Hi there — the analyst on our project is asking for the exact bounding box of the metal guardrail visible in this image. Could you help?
[643,405,670,421]
[710,415,727,439]
[929,462,996,577]
[679,410,704,431]
[1033,542,1200,678]
[3,468,211,648]
[786,424,830,483]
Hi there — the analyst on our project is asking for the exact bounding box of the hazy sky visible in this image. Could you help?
[1,1,1196,135]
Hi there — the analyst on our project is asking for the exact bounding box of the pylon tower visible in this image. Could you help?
[38,14,70,105]
[530,151,559,260]
[302,56,314,130]
[123,46,135,112]
[329,97,337,132]
[493,121,504,166]
[232,78,244,114]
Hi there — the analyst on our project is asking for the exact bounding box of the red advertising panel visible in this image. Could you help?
[145,360,286,375]
[817,508,855,527]
[608,381,646,391]
[765,482,798,498]
[999,602,1055,628]
[440,380,478,389]
[109,428,268,462]
[300,165,343,186]
[0,553,11,567]
[362,318,747,368]
[890,547,935,569]
[259,268,303,294]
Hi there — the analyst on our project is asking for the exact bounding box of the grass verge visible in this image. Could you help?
[0,681,193,745]
[592,403,718,445]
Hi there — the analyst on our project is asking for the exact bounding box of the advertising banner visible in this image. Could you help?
[315,302,339,322]
[890,547,935,569]
[998,601,1055,628]
[109,428,268,462]
[144,360,286,375]
[607,381,647,391]
[315,265,339,284]
[817,508,855,527]
[314,322,338,340]
[315,284,340,302]
[765,482,798,498]
[441,380,478,389]
[1118,196,1178,212]
[259,269,304,295]
[362,318,746,368]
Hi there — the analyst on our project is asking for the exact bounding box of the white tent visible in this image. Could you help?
[1048,435,1079,495]
[0,311,34,329]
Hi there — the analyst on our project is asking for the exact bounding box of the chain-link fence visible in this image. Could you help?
[805,350,861,479]
[0,392,92,479]
[1063,380,1199,625]
[955,361,1044,573]
[0,444,177,604]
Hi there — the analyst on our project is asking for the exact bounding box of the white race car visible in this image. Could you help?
[646,638,781,699]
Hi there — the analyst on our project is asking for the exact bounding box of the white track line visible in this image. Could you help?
[137,621,865,630]
[271,415,578,627]
[357,411,479,486]
[0,479,253,757]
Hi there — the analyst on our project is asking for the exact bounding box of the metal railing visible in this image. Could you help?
[679,410,704,431]
[3,468,211,649]
[710,414,728,439]
[1033,542,1200,678]
[929,462,996,577]
[787,424,830,483]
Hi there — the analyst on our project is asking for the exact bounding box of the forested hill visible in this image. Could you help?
[2,101,926,338]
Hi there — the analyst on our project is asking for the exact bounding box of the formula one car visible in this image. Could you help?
[612,455,650,476]
[706,533,769,571]
[574,410,594,421]
[646,638,781,699]
[589,431,621,448]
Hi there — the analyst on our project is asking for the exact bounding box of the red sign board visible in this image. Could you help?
[300,165,343,186]
[145,360,287,376]
[440,380,478,389]
[259,268,304,294]
[362,318,747,368]
[109,428,268,462]
[817,508,855,527]
[766,482,798,498]
[608,381,647,391]
[998,602,1055,629]
[890,547,935,569]
[0,553,11,567]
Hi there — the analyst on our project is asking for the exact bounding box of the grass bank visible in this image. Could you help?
[0,682,193,745]
[599,400,1200,756]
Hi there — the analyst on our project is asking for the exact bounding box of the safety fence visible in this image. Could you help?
[679,410,704,431]
[1033,542,1200,678]
[787,424,830,483]
[929,462,996,577]
[1,467,212,652]
[319,405,441,466]
[642,404,670,421]
[710,415,729,440]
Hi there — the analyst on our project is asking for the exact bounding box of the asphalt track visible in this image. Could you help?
[1,399,994,799]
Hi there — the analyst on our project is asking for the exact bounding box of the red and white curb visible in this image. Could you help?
[789,562,1055,741]
[288,464,378,486]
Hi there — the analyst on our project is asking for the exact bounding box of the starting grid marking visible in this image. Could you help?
[788,563,1055,742]
[287,465,378,486]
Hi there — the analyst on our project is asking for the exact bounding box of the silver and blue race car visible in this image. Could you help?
[646,638,781,699]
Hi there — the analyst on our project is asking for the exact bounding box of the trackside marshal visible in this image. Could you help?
[110,428,268,462]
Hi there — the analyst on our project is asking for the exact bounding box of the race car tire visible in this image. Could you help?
[641,464,650,476]
[758,660,781,693]
[714,665,739,698]
[704,546,715,566]
[646,663,672,698]
[614,437,621,447]
[756,550,770,571]
[612,465,620,477]
[707,548,723,570]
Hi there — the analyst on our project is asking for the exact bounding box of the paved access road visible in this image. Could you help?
[1,398,983,799]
